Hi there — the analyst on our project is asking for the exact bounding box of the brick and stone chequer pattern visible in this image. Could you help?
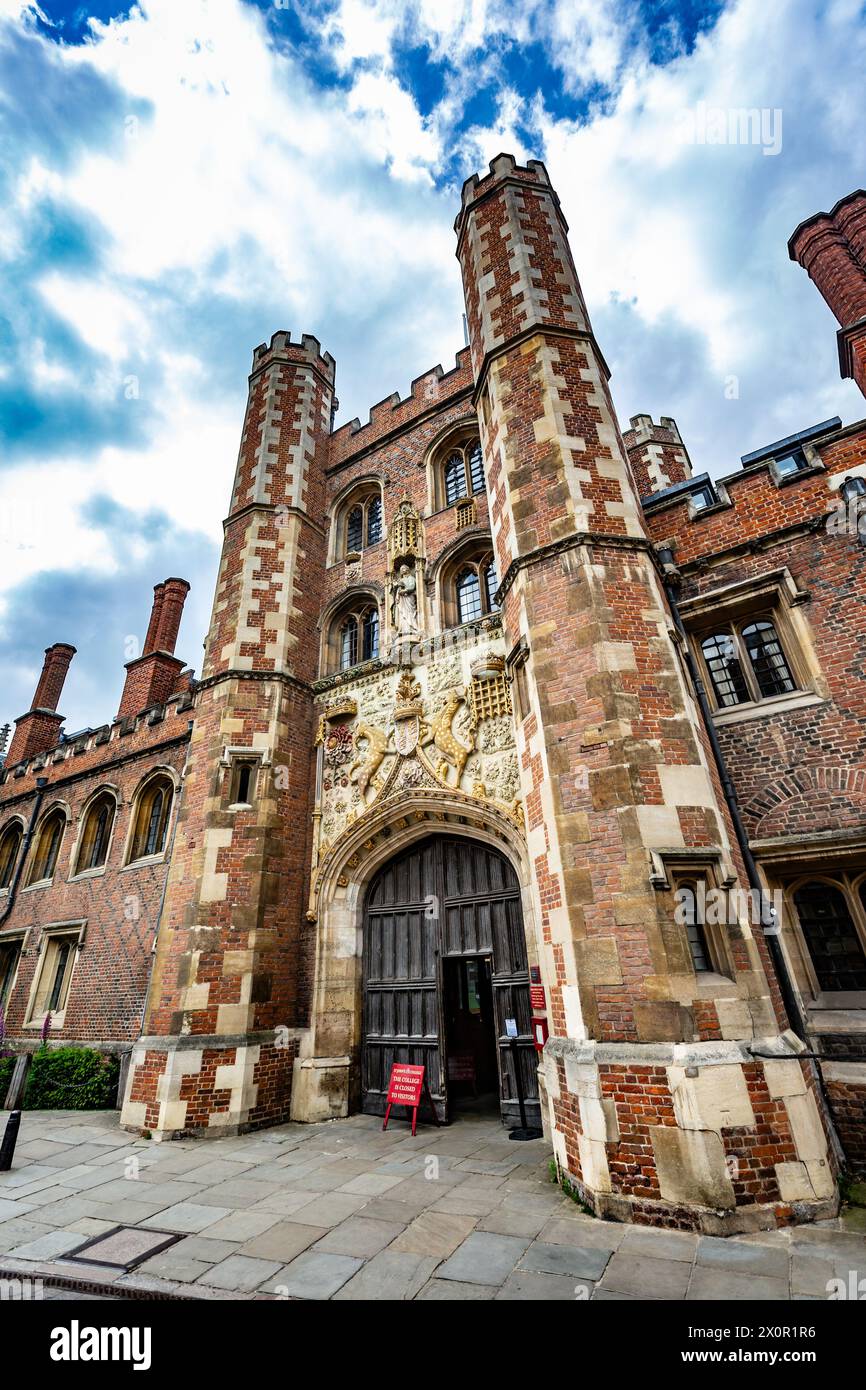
[0,1111,863,1301]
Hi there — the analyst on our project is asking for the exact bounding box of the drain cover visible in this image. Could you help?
[65,1227,183,1271]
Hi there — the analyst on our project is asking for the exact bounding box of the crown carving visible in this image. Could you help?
[322,696,357,721]
[394,670,423,719]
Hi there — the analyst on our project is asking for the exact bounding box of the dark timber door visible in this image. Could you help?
[362,835,539,1128]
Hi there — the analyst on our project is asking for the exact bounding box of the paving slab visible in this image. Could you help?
[333,1249,438,1301]
[196,1208,281,1242]
[391,1210,477,1258]
[239,1222,329,1263]
[621,1226,699,1262]
[687,1268,789,1301]
[496,1270,593,1300]
[477,1205,551,1239]
[264,1250,365,1299]
[696,1235,789,1278]
[197,1254,284,1292]
[599,1252,692,1300]
[415,1278,497,1300]
[280,1193,368,1228]
[313,1215,404,1258]
[436,1231,529,1285]
[6,1230,85,1261]
[537,1214,625,1252]
[518,1240,611,1281]
[140,1202,232,1234]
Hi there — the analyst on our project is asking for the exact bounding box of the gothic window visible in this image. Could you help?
[0,938,20,1004]
[0,822,22,891]
[26,808,66,886]
[330,600,380,674]
[438,437,485,509]
[367,496,382,545]
[444,549,499,629]
[26,928,80,1026]
[698,617,796,709]
[338,488,384,558]
[128,775,173,862]
[456,567,482,623]
[792,882,866,993]
[346,506,363,553]
[74,792,116,875]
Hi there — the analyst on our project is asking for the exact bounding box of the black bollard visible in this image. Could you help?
[0,1109,21,1171]
[507,1039,543,1141]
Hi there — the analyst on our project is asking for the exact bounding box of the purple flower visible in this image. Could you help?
[40,1011,52,1046]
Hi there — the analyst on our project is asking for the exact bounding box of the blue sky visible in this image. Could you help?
[0,0,864,735]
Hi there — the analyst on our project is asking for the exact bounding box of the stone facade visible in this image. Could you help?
[1,161,865,1230]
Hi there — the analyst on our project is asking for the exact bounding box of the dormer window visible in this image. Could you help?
[690,483,717,512]
[773,448,808,477]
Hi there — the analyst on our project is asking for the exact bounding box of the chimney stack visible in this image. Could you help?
[6,642,76,765]
[789,190,866,400]
[117,578,191,719]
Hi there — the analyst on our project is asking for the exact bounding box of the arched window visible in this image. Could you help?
[793,882,866,992]
[456,567,482,624]
[698,616,796,709]
[128,776,173,862]
[329,600,381,673]
[0,822,23,891]
[440,439,485,508]
[346,506,363,553]
[26,808,66,886]
[444,550,499,629]
[339,489,384,558]
[75,793,116,875]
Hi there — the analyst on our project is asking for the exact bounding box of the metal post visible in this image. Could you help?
[0,1109,21,1171]
[508,1039,542,1141]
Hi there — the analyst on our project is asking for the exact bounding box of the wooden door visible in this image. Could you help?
[362,835,539,1127]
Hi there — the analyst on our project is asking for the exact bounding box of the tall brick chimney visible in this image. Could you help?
[623,414,694,498]
[789,189,866,400]
[116,577,190,719]
[7,642,76,764]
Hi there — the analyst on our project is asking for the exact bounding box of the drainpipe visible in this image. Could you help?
[0,776,48,928]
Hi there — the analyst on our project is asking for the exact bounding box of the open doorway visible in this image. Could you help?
[443,955,500,1118]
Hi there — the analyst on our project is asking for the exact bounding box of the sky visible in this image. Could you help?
[0,0,864,736]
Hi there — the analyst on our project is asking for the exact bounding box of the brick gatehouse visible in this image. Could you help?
[2,158,865,1232]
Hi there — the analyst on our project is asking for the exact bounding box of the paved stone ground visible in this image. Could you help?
[0,1109,864,1301]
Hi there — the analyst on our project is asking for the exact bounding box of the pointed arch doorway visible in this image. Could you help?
[362,834,539,1129]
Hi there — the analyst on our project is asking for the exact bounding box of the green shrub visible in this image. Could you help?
[0,1053,15,1107]
[23,1047,119,1111]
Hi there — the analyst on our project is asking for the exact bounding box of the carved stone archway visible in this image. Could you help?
[290,787,536,1123]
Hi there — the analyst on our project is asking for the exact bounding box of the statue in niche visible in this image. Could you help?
[391,561,418,636]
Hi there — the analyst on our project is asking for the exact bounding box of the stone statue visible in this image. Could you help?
[391,562,418,635]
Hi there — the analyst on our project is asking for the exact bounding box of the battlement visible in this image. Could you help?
[328,346,473,467]
[642,417,866,568]
[624,414,686,448]
[0,677,195,797]
[250,330,336,386]
[454,152,555,234]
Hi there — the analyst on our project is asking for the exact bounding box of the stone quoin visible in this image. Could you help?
[1,159,865,1234]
